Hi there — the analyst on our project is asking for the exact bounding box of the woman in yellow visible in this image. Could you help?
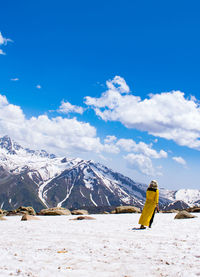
[139,180,159,229]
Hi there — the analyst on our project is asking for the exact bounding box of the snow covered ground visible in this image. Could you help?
[0,213,200,277]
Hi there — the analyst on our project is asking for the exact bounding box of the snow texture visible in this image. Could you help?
[175,189,200,206]
[0,214,200,277]
[160,188,200,207]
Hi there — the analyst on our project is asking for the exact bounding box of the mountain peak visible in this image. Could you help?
[0,135,21,154]
[0,135,56,158]
[0,135,12,146]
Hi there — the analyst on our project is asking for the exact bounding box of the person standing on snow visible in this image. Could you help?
[139,180,159,229]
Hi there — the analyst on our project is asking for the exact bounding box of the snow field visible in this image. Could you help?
[0,213,200,277]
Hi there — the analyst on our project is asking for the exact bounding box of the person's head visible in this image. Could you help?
[149,180,158,189]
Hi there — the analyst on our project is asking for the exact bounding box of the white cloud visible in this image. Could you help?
[103,136,168,158]
[116,139,167,158]
[103,143,120,154]
[172,156,186,166]
[11,78,19,81]
[58,101,84,115]
[104,135,117,144]
[36,85,42,89]
[85,76,132,109]
[106,76,130,94]
[0,94,102,156]
[0,93,169,177]
[0,32,12,55]
[0,49,6,55]
[0,33,4,45]
[0,32,12,45]
[98,154,108,161]
[85,76,200,151]
[116,139,136,152]
[0,95,9,106]
[124,153,155,176]
[116,138,167,176]
[102,135,119,154]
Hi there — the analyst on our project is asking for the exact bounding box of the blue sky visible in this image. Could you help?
[0,0,200,189]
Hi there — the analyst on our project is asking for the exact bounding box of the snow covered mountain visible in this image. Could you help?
[0,135,199,212]
[159,188,200,208]
[0,135,149,211]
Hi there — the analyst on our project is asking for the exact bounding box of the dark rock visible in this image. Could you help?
[71,209,89,215]
[38,207,71,215]
[71,216,96,220]
[115,206,141,214]
[187,207,200,213]
[18,206,36,215]
[7,206,36,216]
[21,214,39,221]
[161,209,178,213]
[162,200,190,211]
[174,211,197,219]
[0,215,6,221]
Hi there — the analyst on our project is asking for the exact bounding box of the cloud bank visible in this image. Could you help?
[103,136,167,176]
[0,93,167,176]
[0,94,102,155]
[85,76,200,150]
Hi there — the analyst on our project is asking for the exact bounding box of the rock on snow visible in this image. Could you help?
[0,213,200,277]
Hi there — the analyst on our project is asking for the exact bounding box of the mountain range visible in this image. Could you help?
[0,135,199,212]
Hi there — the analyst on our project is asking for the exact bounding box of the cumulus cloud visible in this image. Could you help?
[106,76,130,94]
[115,138,167,176]
[85,76,132,109]
[101,136,119,154]
[0,95,9,105]
[58,101,84,115]
[124,153,156,176]
[104,135,117,144]
[116,139,168,158]
[172,156,186,166]
[103,143,120,154]
[0,93,169,177]
[0,94,102,156]
[85,76,200,150]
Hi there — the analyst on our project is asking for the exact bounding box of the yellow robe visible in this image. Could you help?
[139,188,159,227]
